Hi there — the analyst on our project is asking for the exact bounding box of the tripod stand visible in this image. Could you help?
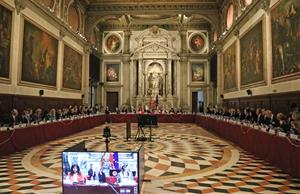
[135,124,146,141]
[105,137,110,152]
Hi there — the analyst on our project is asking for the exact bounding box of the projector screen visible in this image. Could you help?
[62,151,140,194]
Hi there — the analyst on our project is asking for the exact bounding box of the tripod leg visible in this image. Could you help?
[135,126,141,140]
[149,125,152,141]
[105,138,110,152]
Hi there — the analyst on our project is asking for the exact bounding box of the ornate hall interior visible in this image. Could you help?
[0,0,300,194]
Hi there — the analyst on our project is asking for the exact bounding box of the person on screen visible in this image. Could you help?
[98,167,106,183]
[87,164,96,180]
[119,164,132,183]
[66,164,86,184]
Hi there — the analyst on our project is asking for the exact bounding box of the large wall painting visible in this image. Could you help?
[223,42,237,91]
[21,20,58,87]
[240,21,264,86]
[271,0,300,80]
[63,45,82,91]
[106,63,119,82]
[191,63,204,82]
[0,4,12,79]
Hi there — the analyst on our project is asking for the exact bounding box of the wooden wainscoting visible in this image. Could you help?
[223,91,300,114]
[0,94,82,123]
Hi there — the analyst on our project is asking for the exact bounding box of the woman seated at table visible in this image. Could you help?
[66,164,86,184]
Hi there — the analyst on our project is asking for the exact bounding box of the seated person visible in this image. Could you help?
[7,109,21,127]
[48,108,56,121]
[169,108,175,114]
[105,106,110,114]
[66,164,86,184]
[116,107,120,114]
[290,112,300,135]
[20,109,31,125]
[276,112,290,133]
[32,108,43,123]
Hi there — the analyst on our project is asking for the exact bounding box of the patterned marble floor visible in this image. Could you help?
[0,123,299,194]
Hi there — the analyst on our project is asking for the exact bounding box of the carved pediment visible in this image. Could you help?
[134,42,174,54]
[135,26,175,49]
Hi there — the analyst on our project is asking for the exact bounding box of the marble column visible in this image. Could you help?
[122,55,131,106]
[179,28,189,110]
[129,59,135,106]
[97,59,103,107]
[97,30,103,52]
[167,58,172,97]
[138,58,143,97]
[180,56,188,109]
[173,60,178,97]
[123,29,131,54]
[216,43,223,104]
[122,29,131,106]
[179,28,187,53]
[83,45,91,105]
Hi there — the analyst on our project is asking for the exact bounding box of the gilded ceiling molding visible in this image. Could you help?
[260,0,271,12]
[84,15,103,38]
[87,4,218,15]
[97,23,211,31]
[233,28,239,37]
[59,29,67,40]
[84,44,92,54]
[14,0,26,15]
[215,42,223,53]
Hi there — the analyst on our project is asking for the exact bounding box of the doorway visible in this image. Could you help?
[192,90,204,113]
[106,92,118,112]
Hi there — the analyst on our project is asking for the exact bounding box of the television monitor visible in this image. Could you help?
[137,115,158,127]
[62,151,142,194]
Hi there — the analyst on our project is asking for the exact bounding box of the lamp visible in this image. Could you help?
[39,89,44,96]
[246,89,252,96]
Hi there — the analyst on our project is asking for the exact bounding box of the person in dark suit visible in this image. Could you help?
[20,109,31,125]
[32,108,43,123]
[244,108,253,122]
[98,167,106,183]
[105,106,110,114]
[87,164,96,180]
[276,112,290,132]
[255,108,264,125]
[7,109,21,127]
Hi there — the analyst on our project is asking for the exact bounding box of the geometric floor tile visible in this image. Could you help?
[0,123,299,194]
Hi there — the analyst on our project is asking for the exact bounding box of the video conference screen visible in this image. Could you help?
[62,152,139,194]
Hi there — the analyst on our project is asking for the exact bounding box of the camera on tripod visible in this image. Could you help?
[103,126,111,138]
